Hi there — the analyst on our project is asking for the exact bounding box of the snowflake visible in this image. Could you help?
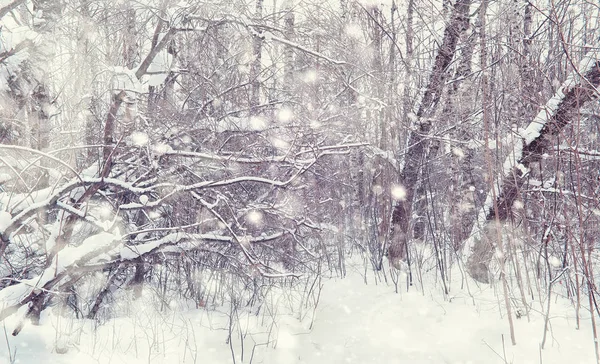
[277,108,294,123]
[391,184,407,201]
[246,210,263,226]
[303,69,318,83]
[452,147,465,159]
[0,211,12,232]
[131,131,149,146]
[249,116,267,131]
[345,23,362,40]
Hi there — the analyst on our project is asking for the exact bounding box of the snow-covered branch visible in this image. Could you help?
[183,14,347,66]
[163,142,365,164]
[0,0,25,19]
[118,231,286,261]
[462,48,600,279]
[0,231,121,321]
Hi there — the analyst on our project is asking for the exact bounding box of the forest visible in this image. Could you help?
[1,0,600,362]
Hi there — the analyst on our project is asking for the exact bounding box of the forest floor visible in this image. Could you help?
[0,259,594,364]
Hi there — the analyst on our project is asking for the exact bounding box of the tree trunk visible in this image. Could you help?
[283,1,295,95]
[250,0,264,114]
[463,49,600,282]
[388,0,473,269]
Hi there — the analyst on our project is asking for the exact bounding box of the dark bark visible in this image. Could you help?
[88,266,125,319]
[490,62,600,222]
[465,59,600,283]
[388,0,473,268]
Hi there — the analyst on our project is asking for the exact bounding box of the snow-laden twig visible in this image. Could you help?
[0,144,83,182]
[0,177,150,241]
[0,231,121,321]
[260,32,347,66]
[0,0,25,20]
[118,230,286,261]
[183,14,347,66]
[163,142,366,164]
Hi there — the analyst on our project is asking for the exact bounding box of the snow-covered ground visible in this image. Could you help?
[0,260,594,364]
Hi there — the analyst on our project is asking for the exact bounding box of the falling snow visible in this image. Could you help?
[391,184,407,201]
[1,1,599,363]
[277,107,294,123]
[130,131,149,146]
[246,209,263,225]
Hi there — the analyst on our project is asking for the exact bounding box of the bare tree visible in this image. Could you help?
[388,0,473,269]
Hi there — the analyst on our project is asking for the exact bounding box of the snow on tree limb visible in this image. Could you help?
[163,142,366,164]
[135,27,177,80]
[0,138,352,245]
[184,14,347,66]
[0,227,295,322]
[0,231,121,321]
[388,0,473,268]
[0,144,83,181]
[0,39,32,64]
[0,0,25,19]
[0,170,301,247]
[119,231,286,261]
[462,48,600,280]
[261,32,347,66]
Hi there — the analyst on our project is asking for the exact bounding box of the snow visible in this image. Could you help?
[391,184,407,201]
[142,34,174,87]
[302,69,318,83]
[0,230,121,311]
[345,22,363,40]
[110,66,144,94]
[120,233,182,260]
[0,259,596,363]
[270,136,290,150]
[245,209,263,225]
[249,115,268,130]
[0,210,12,232]
[118,231,257,260]
[452,147,465,159]
[216,116,269,132]
[139,194,149,205]
[549,256,562,268]
[372,184,383,196]
[516,163,529,176]
[463,48,600,258]
[151,143,173,156]
[56,231,121,268]
[0,8,39,90]
[0,187,53,213]
[2,2,599,364]
[130,131,149,147]
[276,107,294,123]
[407,112,418,123]
[522,49,600,145]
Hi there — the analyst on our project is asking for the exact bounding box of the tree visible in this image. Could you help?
[387,0,473,269]
[0,0,364,333]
